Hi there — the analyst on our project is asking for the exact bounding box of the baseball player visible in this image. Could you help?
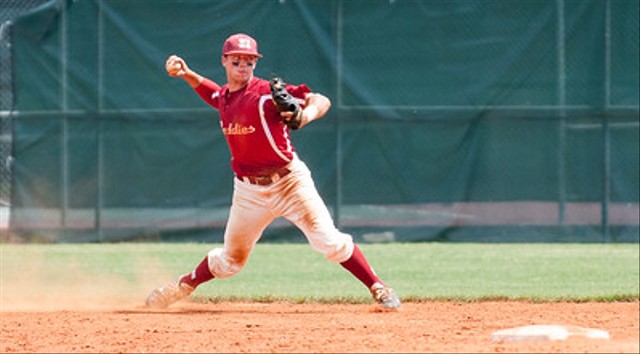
[146,33,400,310]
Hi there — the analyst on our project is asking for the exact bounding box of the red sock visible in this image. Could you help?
[340,245,381,288]
[179,256,214,288]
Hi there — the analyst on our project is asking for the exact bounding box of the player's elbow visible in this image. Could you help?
[318,93,331,111]
[311,93,331,117]
[324,97,331,113]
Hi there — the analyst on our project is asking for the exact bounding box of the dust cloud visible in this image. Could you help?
[0,254,175,312]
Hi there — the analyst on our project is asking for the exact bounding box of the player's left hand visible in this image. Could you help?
[270,77,303,130]
[280,110,303,129]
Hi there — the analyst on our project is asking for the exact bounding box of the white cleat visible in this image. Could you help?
[145,279,194,309]
[370,282,401,310]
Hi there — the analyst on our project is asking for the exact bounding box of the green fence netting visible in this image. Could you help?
[6,0,639,243]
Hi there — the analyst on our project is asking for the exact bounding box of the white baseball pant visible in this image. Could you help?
[206,156,355,278]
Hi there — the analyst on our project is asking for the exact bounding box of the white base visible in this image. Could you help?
[491,324,610,342]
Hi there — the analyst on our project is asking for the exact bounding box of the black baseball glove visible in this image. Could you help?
[270,77,302,130]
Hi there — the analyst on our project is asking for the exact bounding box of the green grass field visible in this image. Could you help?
[1,243,638,306]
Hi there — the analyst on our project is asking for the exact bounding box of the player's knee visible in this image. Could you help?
[207,248,248,278]
[311,232,354,263]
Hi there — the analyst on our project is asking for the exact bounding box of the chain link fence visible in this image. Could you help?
[1,0,49,241]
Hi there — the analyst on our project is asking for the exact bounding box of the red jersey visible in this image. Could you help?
[194,77,310,177]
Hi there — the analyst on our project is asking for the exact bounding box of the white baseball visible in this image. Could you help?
[168,62,181,75]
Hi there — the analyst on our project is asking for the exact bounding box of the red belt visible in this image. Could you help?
[237,167,292,186]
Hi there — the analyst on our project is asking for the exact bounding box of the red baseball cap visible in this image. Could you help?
[222,33,262,58]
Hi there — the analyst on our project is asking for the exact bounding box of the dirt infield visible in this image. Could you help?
[1,300,638,353]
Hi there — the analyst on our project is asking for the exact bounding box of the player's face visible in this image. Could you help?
[223,55,258,84]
